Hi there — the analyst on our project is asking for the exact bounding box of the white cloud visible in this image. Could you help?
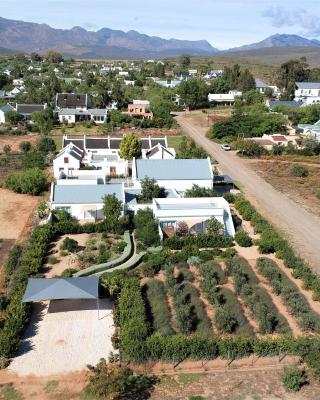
[262,6,320,37]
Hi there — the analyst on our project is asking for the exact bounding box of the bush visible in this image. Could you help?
[235,229,252,247]
[164,234,233,250]
[47,256,59,265]
[282,366,308,392]
[60,237,79,253]
[4,167,49,195]
[223,192,235,203]
[290,165,309,177]
[134,209,160,248]
[112,241,127,253]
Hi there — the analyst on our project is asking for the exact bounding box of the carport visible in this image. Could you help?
[23,277,101,317]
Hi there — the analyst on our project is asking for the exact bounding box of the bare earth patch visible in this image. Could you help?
[0,134,39,153]
[0,189,40,240]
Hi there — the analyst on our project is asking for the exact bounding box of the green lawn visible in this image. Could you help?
[167,135,183,151]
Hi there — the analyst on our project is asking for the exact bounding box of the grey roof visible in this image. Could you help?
[296,82,320,89]
[63,138,84,150]
[255,79,268,88]
[86,137,108,149]
[58,108,107,116]
[52,183,123,204]
[135,159,212,180]
[16,104,45,114]
[23,277,99,302]
[0,103,15,113]
[125,188,179,205]
[269,100,303,108]
[56,93,87,108]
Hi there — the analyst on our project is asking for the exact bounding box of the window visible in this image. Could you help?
[161,221,175,229]
[64,157,68,163]
[59,167,64,171]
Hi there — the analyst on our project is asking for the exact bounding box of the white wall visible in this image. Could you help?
[53,153,80,178]
[52,203,104,221]
[135,179,213,192]
[59,114,76,124]
[0,111,5,124]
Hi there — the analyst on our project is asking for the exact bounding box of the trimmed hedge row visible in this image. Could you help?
[165,265,212,336]
[226,257,290,334]
[0,224,56,358]
[114,273,320,378]
[3,245,23,288]
[142,279,174,336]
[198,262,253,335]
[113,277,149,363]
[164,234,234,250]
[257,257,320,332]
[234,195,320,301]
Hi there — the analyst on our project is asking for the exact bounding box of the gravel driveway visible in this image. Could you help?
[176,114,320,273]
[9,299,115,376]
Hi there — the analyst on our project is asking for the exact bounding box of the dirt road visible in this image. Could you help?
[176,114,320,273]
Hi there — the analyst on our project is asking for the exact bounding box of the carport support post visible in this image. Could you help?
[97,297,100,320]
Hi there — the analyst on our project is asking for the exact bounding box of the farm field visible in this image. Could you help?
[249,160,320,218]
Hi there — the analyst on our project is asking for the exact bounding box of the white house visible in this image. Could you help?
[53,143,83,178]
[294,82,320,104]
[132,158,213,192]
[153,197,235,237]
[124,80,135,86]
[53,135,174,179]
[58,108,107,124]
[51,182,124,221]
[208,91,242,103]
[156,80,182,89]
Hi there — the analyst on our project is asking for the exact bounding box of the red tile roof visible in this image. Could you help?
[272,135,287,142]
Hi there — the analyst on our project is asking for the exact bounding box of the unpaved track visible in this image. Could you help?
[176,114,320,273]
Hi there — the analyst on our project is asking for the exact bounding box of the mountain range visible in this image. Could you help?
[0,17,320,59]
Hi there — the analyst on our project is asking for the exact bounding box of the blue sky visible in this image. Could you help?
[1,0,320,49]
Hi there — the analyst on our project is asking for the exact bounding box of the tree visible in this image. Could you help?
[83,359,157,400]
[36,136,56,154]
[237,69,256,92]
[134,208,160,247]
[32,108,54,135]
[290,164,309,177]
[276,58,309,93]
[178,79,209,109]
[206,217,224,236]
[179,54,191,67]
[119,133,142,160]
[214,307,238,333]
[102,194,123,231]
[4,168,48,195]
[19,141,32,153]
[139,177,165,202]
[4,110,23,124]
[46,51,64,63]
[233,139,265,157]
[176,221,189,236]
[235,229,252,247]
[30,52,43,62]
[0,74,10,90]
[184,184,217,198]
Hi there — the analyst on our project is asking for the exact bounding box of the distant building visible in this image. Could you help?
[127,100,153,120]
[208,91,242,104]
[55,93,88,110]
[294,82,320,104]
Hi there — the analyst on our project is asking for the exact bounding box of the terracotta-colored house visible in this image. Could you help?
[128,100,153,120]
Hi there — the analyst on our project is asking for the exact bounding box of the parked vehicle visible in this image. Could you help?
[221,144,231,151]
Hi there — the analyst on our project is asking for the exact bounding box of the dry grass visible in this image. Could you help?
[250,161,320,217]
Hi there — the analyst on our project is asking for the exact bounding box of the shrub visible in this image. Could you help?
[223,192,235,203]
[47,256,59,265]
[112,241,127,253]
[290,164,309,177]
[4,168,49,195]
[235,229,252,247]
[257,257,320,332]
[134,209,160,248]
[282,366,308,392]
[60,237,79,253]
[3,245,22,287]
[226,257,290,334]
[164,234,233,250]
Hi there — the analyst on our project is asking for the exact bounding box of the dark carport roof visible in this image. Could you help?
[22,277,99,302]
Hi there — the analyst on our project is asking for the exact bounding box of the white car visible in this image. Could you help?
[221,144,231,151]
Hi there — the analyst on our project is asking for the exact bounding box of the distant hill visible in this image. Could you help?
[0,16,218,59]
[227,34,320,52]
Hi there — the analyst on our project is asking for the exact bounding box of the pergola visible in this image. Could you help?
[23,277,101,317]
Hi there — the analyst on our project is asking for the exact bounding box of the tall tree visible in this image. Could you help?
[102,194,123,231]
[119,133,142,160]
